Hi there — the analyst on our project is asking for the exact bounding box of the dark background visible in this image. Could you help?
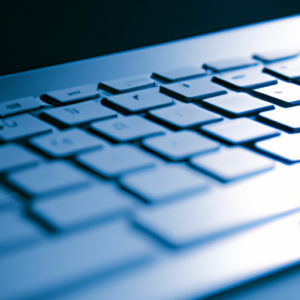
[1,0,300,76]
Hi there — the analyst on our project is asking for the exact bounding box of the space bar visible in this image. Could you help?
[67,211,300,300]
[0,220,153,300]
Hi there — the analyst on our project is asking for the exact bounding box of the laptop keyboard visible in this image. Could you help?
[2,51,300,299]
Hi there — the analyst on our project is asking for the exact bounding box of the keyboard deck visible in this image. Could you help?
[2,50,300,300]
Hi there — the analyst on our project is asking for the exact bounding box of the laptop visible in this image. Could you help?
[1,1,300,299]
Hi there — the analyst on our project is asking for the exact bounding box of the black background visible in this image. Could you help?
[1,0,300,76]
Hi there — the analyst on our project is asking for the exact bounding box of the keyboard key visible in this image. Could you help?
[0,144,41,173]
[119,165,208,202]
[264,60,300,83]
[202,93,274,117]
[152,66,206,82]
[0,114,53,142]
[255,134,300,163]
[98,75,154,94]
[148,103,223,128]
[0,96,48,117]
[77,144,158,178]
[0,220,153,300]
[190,146,274,181]
[160,77,227,102]
[203,57,259,72]
[0,211,43,251]
[32,184,137,230]
[91,116,166,142]
[41,84,100,105]
[30,128,105,157]
[41,100,117,128]
[201,118,280,144]
[7,161,90,197]
[253,49,299,64]
[212,67,277,91]
[259,106,300,132]
[253,81,300,107]
[66,211,300,300]
[102,87,174,114]
[0,184,20,208]
[142,131,220,161]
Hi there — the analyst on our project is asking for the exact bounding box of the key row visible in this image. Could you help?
[2,51,299,117]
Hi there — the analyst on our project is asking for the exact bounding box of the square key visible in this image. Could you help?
[202,93,274,117]
[201,118,280,144]
[142,131,220,161]
[203,57,259,72]
[41,84,100,105]
[190,146,274,181]
[119,164,208,202]
[264,59,300,83]
[77,144,158,178]
[0,114,53,142]
[148,103,223,128]
[103,87,174,114]
[91,115,166,142]
[0,144,41,173]
[160,77,227,102]
[259,106,300,132]
[7,161,90,197]
[255,134,300,163]
[42,100,117,127]
[152,66,206,82]
[212,67,277,91]
[98,75,154,94]
[30,128,105,157]
[253,81,300,107]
